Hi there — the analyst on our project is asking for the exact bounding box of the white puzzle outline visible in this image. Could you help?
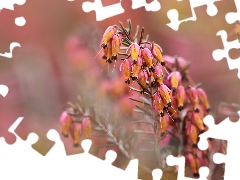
[0,0,240,179]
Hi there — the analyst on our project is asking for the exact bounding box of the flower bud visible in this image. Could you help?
[101,25,117,49]
[153,65,164,85]
[70,122,82,147]
[152,43,165,66]
[167,71,182,92]
[154,94,165,117]
[60,111,72,138]
[127,43,140,64]
[188,124,198,156]
[138,69,148,93]
[187,87,200,112]
[197,88,210,112]
[186,153,199,178]
[159,114,169,136]
[132,57,143,80]
[82,117,92,139]
[158,85,172,107]
[176,85,185,111]
[120,59,132,84]
[111,33,122,61]
[192,112,204,133]
[141,48,154,71]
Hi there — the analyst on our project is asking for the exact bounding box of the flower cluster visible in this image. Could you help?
[99,20,212,177]
[60,106,92,147]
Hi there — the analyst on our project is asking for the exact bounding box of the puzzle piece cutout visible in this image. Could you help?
[0,117,144,180]
[131,0,161,12]
[167,0,221,30]
[198,112,240,180]
[0,0,26,11]
[166,155,209,180]
[82,0,162,21]
[0,1,26,57]
[225,0,240,24]
[82,0,125,21]
[212,30,240,79]
[0,85,9,97]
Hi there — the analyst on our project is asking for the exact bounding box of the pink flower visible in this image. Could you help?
[154,64,164,85]
[111,33,122,61]
[101,25,117,48]
[60,111,72,138]
[152,43,165,66]
[176,85,185,111]
[141,47,154,71]
[186,87,200,113]
[70,122,82,147]
[126,43,140,64]
[196,88,210,112]
[158,85,172,107]
[167,71,182,92]
[120,59,132,84]
[82,117,92,139]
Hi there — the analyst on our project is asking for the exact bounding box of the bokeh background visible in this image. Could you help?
[0,0,239,178]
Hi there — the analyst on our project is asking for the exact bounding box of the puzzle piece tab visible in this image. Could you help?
[225,0,240,24]
[167,0,221,30]
[82,0,125,21]
[212,30,240,79]
[198,111,240,180]
[166,155,209,180]
[131,0,161,11]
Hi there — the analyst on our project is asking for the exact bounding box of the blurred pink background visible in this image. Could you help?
[0,0,239,159]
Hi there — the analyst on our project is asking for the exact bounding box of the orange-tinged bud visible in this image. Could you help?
[141,48,154,71]
[101,25,117,49]
[192,112,204,133]
[186,153,199,177]
[187,87,200,112]
[70,122,82,147]
[154,65,164,85]
[138,69,148,93]
[82,117,92,139]
[197,88,210,112]
[152,43,165,66]
[188,124,198,156]
[131,57,143,81]
[176,86,185,111]
[159,114,169,135]
[111,33,122,61]
[60,111,72,138]
[154,95,165,117]
[158,85,172,107]
[168,71,182,92]
[194,156,201,172]
[127,43,140,64]
[120,59,132,84]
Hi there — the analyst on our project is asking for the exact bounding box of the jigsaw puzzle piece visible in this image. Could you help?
[166,0,221,30]
[14,116,56,155]
[45,129,66,157]
[82,0,125,21]
[212,30,240,79]
[166,155,209,179]
[0,0,26,10]
[131,0,161,11]
[225,0,240,24]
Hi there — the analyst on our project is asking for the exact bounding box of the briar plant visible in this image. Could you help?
[60,20,220,179]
